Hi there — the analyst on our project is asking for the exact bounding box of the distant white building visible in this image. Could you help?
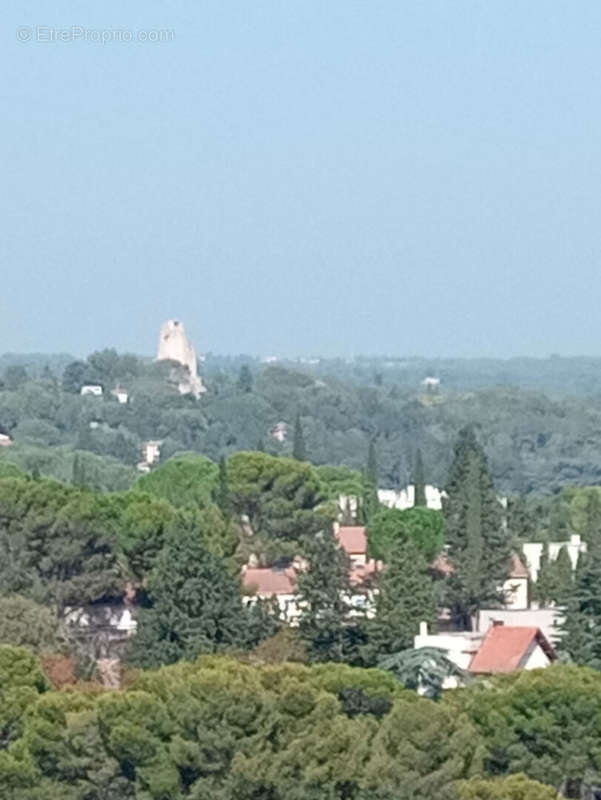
[111,387,129,404]
[271,422,288,443]
[378,485,445,511]
[523,534,586,583]
[138,440,162,471]
[421,376,440,390]
[503,553,530,610]
[0,433,13,447]
[157,319,206,397]
[81,385,103,397]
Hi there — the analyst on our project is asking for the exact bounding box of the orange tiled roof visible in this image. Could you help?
[336,526,367,555]
[242,567,297,596]
[469,625,555,674]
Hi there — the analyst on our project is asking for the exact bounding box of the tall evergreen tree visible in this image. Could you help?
[554,545,574,604]
[366,539,436,660]
[292,413,307,461]
[127,528,249,668]
[297,530,361,663]
[363,439,380,521]
[557,543,601,669]
[237,364,253,393]
[216,455,230,516]
[366,439,378,486]
[71,454,86,488]
[412,449,427,507]
[535,540,555,608]
[442,427,510,630]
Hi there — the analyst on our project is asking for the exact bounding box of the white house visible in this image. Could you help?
[242,565,300,623]
[378,485,444,511]
[142,440,161,465]
[523,534,586,582]
[80,384,103,397]
[477,608,562,646]
[111,387,129,404]
[414,621,555,687]
[503,553,530,610]
[0,433,13,447]
[270,422,288,443]
[242,524,382,624]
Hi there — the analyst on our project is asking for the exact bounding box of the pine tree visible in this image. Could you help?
[443,427,510,630]
[412,449,426,507]
[216,455,230,516]
[366,539,436,659]
[557,543,601,669]
[297,530,360,663]
[292,413,307,461]
[127,528,249,668]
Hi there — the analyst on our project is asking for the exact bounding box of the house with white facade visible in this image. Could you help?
[242,524,382,624]
[523,535,586,582]
[80,384,103,397]
[378,485,445,511]
[503,553,530,610]
[414,621,555,687]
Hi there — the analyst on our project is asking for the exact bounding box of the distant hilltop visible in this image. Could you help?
[157,320,205,397]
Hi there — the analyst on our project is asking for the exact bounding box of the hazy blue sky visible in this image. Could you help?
[2,1,601,358]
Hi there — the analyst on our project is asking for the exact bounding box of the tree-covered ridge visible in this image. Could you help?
[5,350,601,494]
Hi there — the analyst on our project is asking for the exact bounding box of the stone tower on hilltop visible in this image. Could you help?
[157,320,206,397]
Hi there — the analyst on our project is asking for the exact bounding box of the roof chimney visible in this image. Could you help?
[419,621,428,637]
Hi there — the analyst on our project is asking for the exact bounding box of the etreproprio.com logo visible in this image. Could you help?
[16,26,175,44]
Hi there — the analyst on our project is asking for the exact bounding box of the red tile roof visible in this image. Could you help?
[242,567,297,596]
[469,625,555,674]
[336,526,367,555]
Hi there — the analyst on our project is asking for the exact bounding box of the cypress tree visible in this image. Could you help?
[366,539,436,659]
[535,540,555,608]
[292,413,307,461]
[216,455,230,516]
[366,439,378,486]
[554,545,574,604]
[412,449,427,507]
[443,427,510,630]
[363,439,380,521]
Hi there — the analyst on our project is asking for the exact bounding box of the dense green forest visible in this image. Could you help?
[3,350,601,494]
[0,645,597,799]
